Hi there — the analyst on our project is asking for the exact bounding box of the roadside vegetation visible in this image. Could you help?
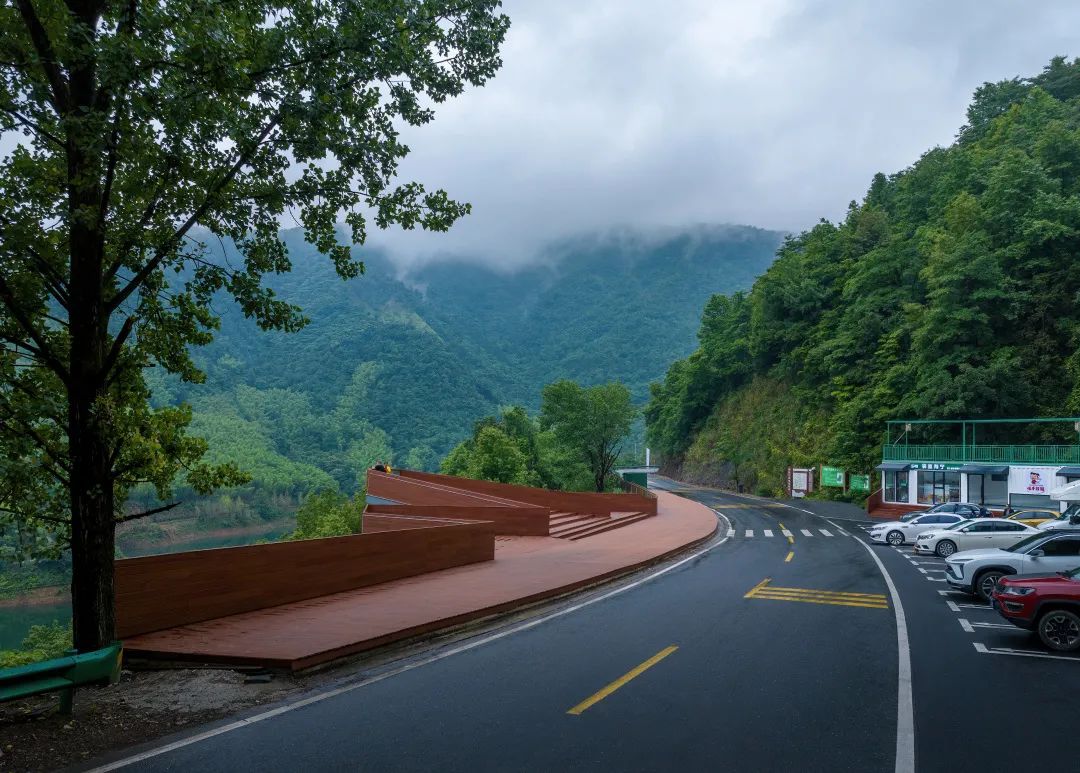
[647,57,1080,495]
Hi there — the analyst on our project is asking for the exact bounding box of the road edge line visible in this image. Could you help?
[86,509,734,772]
[852,533,915,773]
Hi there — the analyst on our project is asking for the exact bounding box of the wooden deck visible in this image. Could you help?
[123,492,717,671]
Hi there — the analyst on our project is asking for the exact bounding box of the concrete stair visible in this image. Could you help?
[547,510,655,540]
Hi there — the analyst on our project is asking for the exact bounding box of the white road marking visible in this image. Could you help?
[745,529,754,538]
[800,529,814,537]
[763,529,774,538]
[726,528,736,538]
[819,528,833,536]
[87,509,737,771]
[959,618,974,633]
[924,576,946,582]
[946,600,961,612]
[782,529,793,537]
[973,643,1080,663]
[918,568,945,574]
[852,532,915,773]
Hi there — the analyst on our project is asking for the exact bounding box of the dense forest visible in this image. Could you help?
[646,58,1080,495]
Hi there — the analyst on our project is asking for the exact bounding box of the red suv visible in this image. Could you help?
[992,567,1080,651]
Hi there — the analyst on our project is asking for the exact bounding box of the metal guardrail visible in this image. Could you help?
[882,444,1080,464]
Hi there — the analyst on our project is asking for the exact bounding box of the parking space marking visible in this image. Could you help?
[958,618,1012,631]
[973,643,1080,663]
[924,576,946,582]
[917,568,945,574]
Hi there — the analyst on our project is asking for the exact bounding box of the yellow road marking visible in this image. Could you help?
[751,593,888,609]
[744,577,772,598]
[785,551,794,562]
[779,522,794,544]
[744,578,888,609]
[567,646,678,716]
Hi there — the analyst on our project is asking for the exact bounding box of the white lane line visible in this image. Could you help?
[763,529,774,538]
[819,528,833,537]
[745,529,754,538]
[973,643,1080,663]
[925,577,946,582]
[853,534,915,773]
[726,528,736,538]
[837,529,850,537]
[952,602,991,610]
[800,529,814,537]
[959,618,975,633]
[781,529,793,537]
[946,600,961,612]
[918,568,945,574]
[87,512,737,772]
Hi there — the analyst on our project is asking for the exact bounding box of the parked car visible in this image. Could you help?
[992,566,1080,651]
[912,518,1039,558]
[868,512,968,546]
[897,502,989,522]
[1005,508,1062,527]
[944,529,1080,600]
[1037,503,1080,531]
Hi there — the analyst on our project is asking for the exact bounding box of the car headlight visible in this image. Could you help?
[949,558,975,563]
[1000,586,1035,596]
[920,533,935,540]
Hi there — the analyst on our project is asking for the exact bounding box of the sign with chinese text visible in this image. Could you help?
[821,466,845,488]
[849,474,870,492]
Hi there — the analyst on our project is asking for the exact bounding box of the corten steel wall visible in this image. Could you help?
[398,470,658,515]
[367,471,529,509]
[115,519,494,638]
[366,504,551,536]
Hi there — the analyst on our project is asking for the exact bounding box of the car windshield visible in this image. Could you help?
[940,519,973,531]
[1005,533,1049,553]
[899,513,918,522]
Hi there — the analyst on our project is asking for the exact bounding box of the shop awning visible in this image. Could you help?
[875,462,911,471]
[958,464,1009,475]
[1056,466,1080,477]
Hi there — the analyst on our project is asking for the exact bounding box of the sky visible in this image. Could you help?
[373,0,1080,268]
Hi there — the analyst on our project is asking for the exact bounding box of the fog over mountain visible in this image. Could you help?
[368,0,1080,268]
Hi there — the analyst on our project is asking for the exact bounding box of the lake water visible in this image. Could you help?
[0,601,70,651]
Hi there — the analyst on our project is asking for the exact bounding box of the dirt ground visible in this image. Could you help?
[0,668,301,772]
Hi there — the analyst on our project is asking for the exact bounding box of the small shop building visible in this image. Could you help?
[874,418,1080,513]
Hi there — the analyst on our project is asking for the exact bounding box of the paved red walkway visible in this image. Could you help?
[124,492,717,670]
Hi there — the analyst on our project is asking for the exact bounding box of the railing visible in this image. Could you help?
[608,475,657,499]
[882,444,1080,464]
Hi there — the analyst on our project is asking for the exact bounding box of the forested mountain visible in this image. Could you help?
[149,224,783,499]
[646,57,1080,495]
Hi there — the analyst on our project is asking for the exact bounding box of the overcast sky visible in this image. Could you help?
[373,0,1080,268]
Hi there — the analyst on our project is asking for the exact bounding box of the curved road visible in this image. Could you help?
[86,479,1078,772]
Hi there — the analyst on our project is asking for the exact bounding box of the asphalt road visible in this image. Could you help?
[85,479,1079,773]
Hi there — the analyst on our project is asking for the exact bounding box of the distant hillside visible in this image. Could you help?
[149,224,784,494]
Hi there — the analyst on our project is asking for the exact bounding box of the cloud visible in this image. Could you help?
[370,0,1080,268]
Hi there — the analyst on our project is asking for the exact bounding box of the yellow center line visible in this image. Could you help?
[763,586,886,599]
[567,646,679,716]
[752,590,888,604]
[750,593,888,609]
[785,550,794,562]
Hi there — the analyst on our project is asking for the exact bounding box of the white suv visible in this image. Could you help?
[868,512,967,546]
[945,529,1080,600]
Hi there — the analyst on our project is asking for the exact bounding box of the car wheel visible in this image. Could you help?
[935,540,957,558]
[975,570,1004,601]
[1037,609,1080,652]
[886,530,904,546]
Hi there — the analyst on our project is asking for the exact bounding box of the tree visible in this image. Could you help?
[287,489,363,541]
[540,380,636,492]
[0,0,508,650]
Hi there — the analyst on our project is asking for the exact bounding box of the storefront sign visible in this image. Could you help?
[821,466,845,488]
[909,463,964,471]
[849,474,870,493]
[1009,466,1054,496]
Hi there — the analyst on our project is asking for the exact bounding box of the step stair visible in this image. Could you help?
[567,511,653,541]
[548,513,607,538]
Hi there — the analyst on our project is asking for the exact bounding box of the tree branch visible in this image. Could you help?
[99,314,135,386]
[14,0,70,114]
[0,273,68,381]
[116,501,181,523]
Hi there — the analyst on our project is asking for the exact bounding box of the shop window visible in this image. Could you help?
[884,470,909,503]
[917,471,960,504]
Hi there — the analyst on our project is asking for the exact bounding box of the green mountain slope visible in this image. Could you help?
[646,57,1080,495]
[155,224,783,490]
